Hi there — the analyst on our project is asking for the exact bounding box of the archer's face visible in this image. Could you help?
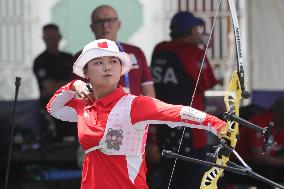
[90,7,121,41]
[85,56,122,88]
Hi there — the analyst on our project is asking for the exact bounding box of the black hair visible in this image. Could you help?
[42,24,59,32]
[83,64,88,76]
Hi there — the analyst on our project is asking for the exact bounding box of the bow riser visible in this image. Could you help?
[200,72,241,189]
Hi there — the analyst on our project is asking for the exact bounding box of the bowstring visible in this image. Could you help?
[167,0,223,188]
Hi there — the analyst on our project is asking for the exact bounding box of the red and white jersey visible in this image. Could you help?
[46,80,225,189]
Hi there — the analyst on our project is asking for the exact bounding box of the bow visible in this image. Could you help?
[200,0,247,188]
[200,72,241,188]
[163,0,246,187]
[162,0,284,188]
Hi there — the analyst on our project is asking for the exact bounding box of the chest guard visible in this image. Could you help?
[85,94,148,156]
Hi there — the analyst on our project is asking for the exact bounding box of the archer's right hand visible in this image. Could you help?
[73,80,95,105]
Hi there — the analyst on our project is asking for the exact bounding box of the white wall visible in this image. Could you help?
[0,0,65,101]
[129,0,175,63]
[249,0,284,90]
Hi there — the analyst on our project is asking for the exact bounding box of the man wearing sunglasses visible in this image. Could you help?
[74,5,155,98]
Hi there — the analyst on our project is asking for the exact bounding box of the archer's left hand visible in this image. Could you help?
[217,125,227,140]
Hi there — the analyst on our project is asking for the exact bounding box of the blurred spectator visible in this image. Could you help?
[33,23,77,143]
[246,97,284,188]
[150,11,219,189]
[228,97,284,189]
[73,5,155,97]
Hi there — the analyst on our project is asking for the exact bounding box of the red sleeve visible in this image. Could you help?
[236,127,256,159]
[248,114,269,148]
[181,54,200,83]
[131,96,225,135]
[200,56,217,90]
[181,48,217,91]
[131,96,183,123]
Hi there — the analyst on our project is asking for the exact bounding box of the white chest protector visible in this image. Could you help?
[85,94,148,156]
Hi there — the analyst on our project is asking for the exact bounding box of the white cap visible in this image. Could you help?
[73,39,132,78]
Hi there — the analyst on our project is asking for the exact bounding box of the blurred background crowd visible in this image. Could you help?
[1,0,284,189]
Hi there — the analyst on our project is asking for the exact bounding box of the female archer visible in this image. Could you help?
[46,39,226,189]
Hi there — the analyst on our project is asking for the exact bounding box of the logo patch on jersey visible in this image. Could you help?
[105,128,123,151]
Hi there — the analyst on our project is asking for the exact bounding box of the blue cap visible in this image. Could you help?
[170,11,205,33]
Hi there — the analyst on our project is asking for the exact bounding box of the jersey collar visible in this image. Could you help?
[86,85,126,109]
